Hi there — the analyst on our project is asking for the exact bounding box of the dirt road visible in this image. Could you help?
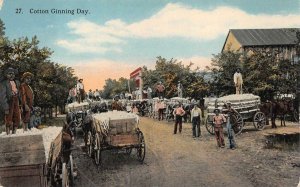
[73,117,300,187]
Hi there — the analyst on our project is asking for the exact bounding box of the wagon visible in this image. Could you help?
[205,94,266,135]
[85,111,146,166]
[0,127,76,187]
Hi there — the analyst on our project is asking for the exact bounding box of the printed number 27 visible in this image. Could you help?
[16,8,22,14]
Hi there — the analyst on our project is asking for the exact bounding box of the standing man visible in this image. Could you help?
[20,72,34,131]
[177,81,183,98]
[173,103,185,134]
[156,81,165,99]
[224,102,237,149]
[234,68,243,94]
[68,85,77,103]
[0,67,21,134]
[213,109,226,148]
[146,85,152,100]
[191,104,202,138]
[94,89,101,101]
[76,79,85,103]
[157,99,166,121]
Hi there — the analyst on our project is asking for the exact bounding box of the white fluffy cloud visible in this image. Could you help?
[0,0,3,10]
[57,3,300,53]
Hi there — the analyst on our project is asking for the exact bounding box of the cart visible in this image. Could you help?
[0,127,76,187]
[205,94,266,135]
[85,111,146,166]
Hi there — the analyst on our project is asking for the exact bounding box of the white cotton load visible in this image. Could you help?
[66,101,90,112]
[0,126,62,161]
[217,94,260,103]
[92,111,139,135]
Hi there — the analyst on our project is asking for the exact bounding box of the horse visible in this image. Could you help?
[260,99,294,128]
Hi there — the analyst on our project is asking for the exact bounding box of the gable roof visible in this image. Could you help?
[222,28,299,51]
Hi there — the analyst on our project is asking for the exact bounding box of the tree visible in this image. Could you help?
[209,50,242,96]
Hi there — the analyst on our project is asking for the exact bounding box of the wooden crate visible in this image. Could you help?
[0,134,48,187]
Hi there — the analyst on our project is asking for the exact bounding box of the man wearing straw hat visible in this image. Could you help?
[0,67,21,134]
[213,108,226,148]
[20,72,34,131]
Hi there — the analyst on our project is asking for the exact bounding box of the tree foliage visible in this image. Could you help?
[0,19,77,118]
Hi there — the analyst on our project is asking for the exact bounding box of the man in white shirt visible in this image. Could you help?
[191,104,202,138]
[234,68,243,94]
[76,79,85,103]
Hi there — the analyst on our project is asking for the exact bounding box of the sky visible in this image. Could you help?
[0,0,299,90]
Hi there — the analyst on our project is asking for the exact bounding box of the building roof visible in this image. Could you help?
[222,28,300,51]
[233,28,299,46]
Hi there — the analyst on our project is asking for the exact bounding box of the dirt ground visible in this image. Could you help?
[72,117,300,187]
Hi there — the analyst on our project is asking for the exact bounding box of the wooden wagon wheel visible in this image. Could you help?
[137,130,146,163]
[231,113,244,135]
[68,155,75,186]
[125,148,132,155]
[87,131,93,158]
[94,133,102,166]
[253,112,266,130]
[62,163,70,187]
[205,116,215,135]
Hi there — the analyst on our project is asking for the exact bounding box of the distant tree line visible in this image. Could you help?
[102,33,300,104]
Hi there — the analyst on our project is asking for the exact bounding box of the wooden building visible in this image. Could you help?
[222,28,300,62]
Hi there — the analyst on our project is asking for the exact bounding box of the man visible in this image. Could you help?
[213,108,226,148]
[191,104,202,138]
[68,85,77,103]
[157,99,166,121]
[0,67,21,134]
[20,72,34,131]
[224,102,237,149]
[173,103,185,134]
[76,79,85,103]
[177,81,183,98]
[156,81,165,99]
[94,89,101,101]
[146,85,152,99]
[234,68,243,94]
[87,89,93,100]
[112,96,123,111]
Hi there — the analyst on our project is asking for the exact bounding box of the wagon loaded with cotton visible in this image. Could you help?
[0,127,76,187]
[85,111,145,166]
[205,94,266,135]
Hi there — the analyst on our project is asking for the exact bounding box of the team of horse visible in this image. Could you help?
[259,99,297,128]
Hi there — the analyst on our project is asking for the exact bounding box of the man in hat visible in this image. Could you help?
[213,108,226,148]
[155,81,165,99]
[177,81,183,98]
[234,68,243,94]
[224,102,237,149]
[0,67,21,134]
[76,79,85,103]
[173,103,185,134]
[191,104,202,138]
[20,72,34,131]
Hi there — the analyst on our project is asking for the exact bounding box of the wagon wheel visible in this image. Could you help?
[293,109,299,122]
[125,148,132,155]
[94,133,102,166]
[62,163,70,187]
[68,155,75,186]
[87,131,93,158]
[253,112,266,130]
[137,130,146,163]
[205,116,215,135]
[231,113,244,135]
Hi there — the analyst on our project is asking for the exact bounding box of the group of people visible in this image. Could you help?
[0,67,40,135]
[170,102,236,149]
